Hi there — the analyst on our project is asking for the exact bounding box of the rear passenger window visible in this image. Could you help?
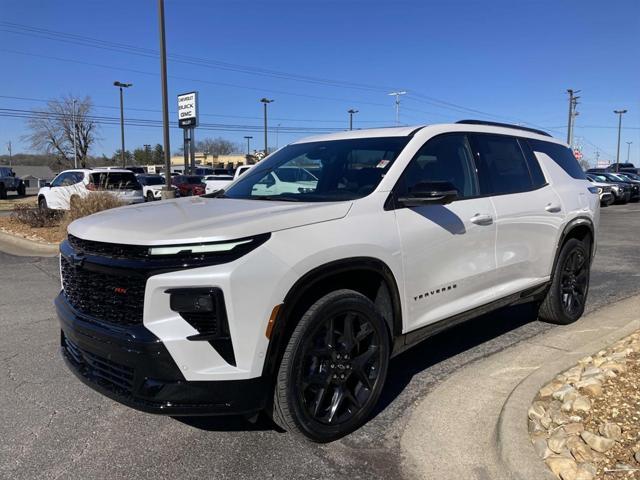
[528,139,587,180]
[470,134,533,195]
[518,139,547,188]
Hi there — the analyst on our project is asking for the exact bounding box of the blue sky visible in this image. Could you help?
[0,0,638,165]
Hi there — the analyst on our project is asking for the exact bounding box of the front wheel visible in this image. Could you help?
[272,289,390,442]
[539,238,590,325]
[146,191,155,202]
[38,196,48,210]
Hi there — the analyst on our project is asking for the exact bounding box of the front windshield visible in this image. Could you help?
[140,176,164,186]
[224,137,410,202]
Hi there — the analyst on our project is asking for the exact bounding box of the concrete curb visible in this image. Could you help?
[400,295,640,480]
[0,230,60,257]
[496,306,640,480]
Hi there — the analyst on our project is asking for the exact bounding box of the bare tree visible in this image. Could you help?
[23,95,98,168]
[196,137,239,156]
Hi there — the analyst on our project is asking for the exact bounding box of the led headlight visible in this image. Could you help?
[149,239,252,256]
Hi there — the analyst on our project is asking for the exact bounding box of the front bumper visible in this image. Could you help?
[56,293,269,416]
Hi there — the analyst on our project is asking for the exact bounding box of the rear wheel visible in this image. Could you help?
[0,183,6,200]
[539,238,590,325]
[272,289,390,442]
[17,183,26,196]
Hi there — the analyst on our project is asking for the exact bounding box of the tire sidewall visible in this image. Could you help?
[552,238,590,323]
[279,291,390,442]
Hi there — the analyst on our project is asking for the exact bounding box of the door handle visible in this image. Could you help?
[545,203,561,213]
[470,213,493,226]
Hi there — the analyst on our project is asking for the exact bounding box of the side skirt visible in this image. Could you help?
[391,281,550,357]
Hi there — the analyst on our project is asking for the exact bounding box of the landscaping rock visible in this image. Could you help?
[539,380,565,399]
[580,431,615,453]
[528,403,545,421]
[563,423,585,435]
[553,385,577,402]
[533,436,553,459]
[572,396,591,413]
[574,466,594,480]
[549,432,568,454]
[574,378,602,397]
[598,422,622,441]
[546,456,578,480]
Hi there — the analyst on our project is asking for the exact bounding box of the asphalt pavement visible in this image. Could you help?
[1,203,640,480]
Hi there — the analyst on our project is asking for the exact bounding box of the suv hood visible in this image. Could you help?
[68,197,352,245]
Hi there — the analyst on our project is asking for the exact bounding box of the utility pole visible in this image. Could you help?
[7,141,11,167]
[72,98,78,168]
[388,91,407,126]
[566,89,580,148]
[157,0,173,198]
[113,81,133,167]
[626,141,633,163]
[614,109,628,172]
[244,136,253,156]
[348,109,358,130]
[276,123,281,149]
[260,98,274,156]
[595,149,600,168]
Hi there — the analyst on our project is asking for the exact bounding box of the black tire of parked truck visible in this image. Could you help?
[0,183,6,200]
[539,238,590,325]
[17,183,26,197]
[271,289,390,442]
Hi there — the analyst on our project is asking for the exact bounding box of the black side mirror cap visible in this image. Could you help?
[396,181,459,206]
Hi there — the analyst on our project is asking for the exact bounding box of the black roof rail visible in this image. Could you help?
[456,119,552,137]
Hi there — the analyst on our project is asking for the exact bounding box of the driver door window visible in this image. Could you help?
[398,134,478,198]
[50,173,69,187]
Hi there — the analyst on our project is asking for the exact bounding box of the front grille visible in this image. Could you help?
[62,334,134,395]
[68,234,151,260]
[61,256,146,326]
[183,312,219,337]
[602,185,611,193]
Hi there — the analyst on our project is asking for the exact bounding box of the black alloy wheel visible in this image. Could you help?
[539,238,590,325]
[559,247,588,317]
[273,289,390,442]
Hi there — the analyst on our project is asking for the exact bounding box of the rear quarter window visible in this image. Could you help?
[528,139,587,180]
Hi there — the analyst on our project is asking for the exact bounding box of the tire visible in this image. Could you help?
[146,191,155,202]
[38,196,48,210]
[272,289,390,442]
[17,183,26,197]
[539,238,590,325]
[0,183,6,200]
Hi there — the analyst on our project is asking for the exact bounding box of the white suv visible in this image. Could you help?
[37,168,144,210]
[56,121,598,442]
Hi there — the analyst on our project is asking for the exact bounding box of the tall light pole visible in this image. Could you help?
[113,81,133,167]
[348,109,358,130]
[626,141,633,163]
[614,109,628,172]
[566,89,580,148]
[388,91,406,125]
[72,98,78,168]
[6,141,11,168]
[157,0,173,198]
[276,123,281,149]
[260,98,274,156]
[244,135,253,155]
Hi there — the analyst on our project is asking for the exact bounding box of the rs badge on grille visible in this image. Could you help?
[113,287,128,295]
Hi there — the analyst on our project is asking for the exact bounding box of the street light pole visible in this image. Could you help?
[6,141,11,168]
[276,123,281,149]
[566,89,580,148]
[260,98,274,156]
[348,109,358,130]
[244,135,253,155]
[626,141,633,163]
[157,0,174,198]
[113,81,132,167]
[72,98,78,168]
[388,91,406,125]
[614,109,628,172]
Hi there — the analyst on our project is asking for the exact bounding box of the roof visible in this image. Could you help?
[11,165,55,180]
[291,122,563,146]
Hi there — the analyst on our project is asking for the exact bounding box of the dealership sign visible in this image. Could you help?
[177,92,198,128]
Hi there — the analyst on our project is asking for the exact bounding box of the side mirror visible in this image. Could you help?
[397,181,459,207]
[44,182,51,188]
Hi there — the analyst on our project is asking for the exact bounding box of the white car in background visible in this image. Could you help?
[203,165,254,194]
[37,168,144,210]
[137,174,179,201]
[250,166,318,196]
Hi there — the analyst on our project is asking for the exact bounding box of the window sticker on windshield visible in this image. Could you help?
[376,160,390,169]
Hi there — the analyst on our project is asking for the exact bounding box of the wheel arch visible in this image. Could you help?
[262,257,402,378]
[552,216,595,276]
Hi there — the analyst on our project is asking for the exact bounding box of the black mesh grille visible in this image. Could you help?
[62,334,134,395]
[183,312,219,337]
[61,256,146,326]
[68,234,150,260]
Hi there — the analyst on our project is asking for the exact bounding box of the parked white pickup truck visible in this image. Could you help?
[203,165,253,195]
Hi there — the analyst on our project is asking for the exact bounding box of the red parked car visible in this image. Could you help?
[172,175,206,196]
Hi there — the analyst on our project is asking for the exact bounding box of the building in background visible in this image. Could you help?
[11,165,55,188]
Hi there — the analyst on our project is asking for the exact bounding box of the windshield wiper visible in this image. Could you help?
[249,195,303,202]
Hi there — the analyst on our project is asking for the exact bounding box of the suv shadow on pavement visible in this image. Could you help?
[172,302,541,434]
